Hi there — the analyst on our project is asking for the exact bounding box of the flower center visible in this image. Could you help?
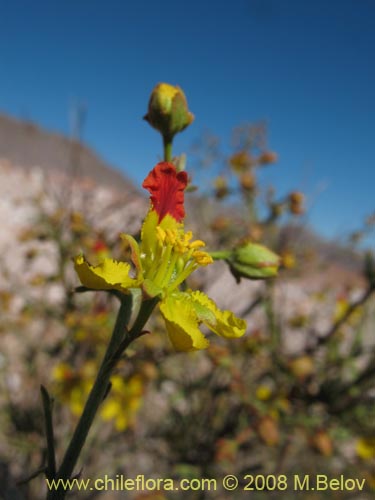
[143,225,213,292]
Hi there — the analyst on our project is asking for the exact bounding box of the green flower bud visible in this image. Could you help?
[144,83,194,141]
[211,242,280,282]
[230,242,280,281]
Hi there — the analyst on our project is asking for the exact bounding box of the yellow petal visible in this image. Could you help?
[191,291,246,338]
[159,293,209,351]
[74,255,139,293]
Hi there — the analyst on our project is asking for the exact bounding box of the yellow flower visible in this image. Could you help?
[74,162,246,351]
[256,384,272,401]
[53,362,143,429]
[356,437,375,460]
[100,375,144,431]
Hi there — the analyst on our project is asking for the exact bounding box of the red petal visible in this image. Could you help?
[142,162,188,222]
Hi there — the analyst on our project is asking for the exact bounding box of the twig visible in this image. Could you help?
[40,385,56,481]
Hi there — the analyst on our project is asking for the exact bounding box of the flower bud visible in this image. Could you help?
[270,202,284,219]
[212,242,280,282]
[258,151,278,165]
[214,176,229,199]
[289,191,305,215]
[311,430,333,457]
[289,191,304,204]
[144,83,194,140]
[229,151,254,172]
[230,242,280,281]
[210,215,230,232]
[289,355,314,381]
[240,171,256,191]
[257,416,279,446]
[248,224,263,241]
[280,250,296,269]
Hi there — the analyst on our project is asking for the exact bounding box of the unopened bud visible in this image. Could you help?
[289,191,305,215]
[214,176,229,199]
[229,151,254,172]
[311,430,333,457]
[289,356,314,380]
[144,83,194,140]
[280,250,296,269]
[230,242,280,281]
[248,224,263,241]
[257,416,279,446]
[240,172,256,191]
[270,202,284,219]
[289,191,304,204]
[210,215,230,232]
[211,242,280,282]
[258,151,278,165]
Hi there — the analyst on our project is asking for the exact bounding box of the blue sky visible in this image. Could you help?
[0,0,374,245]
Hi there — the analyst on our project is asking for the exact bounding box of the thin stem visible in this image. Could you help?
[129,297,159,338]
[316,285,375,347]
[209,250,231,261]
[46,295,159,500]
[40,385,56,481]
[163,135,173,162]
[48,296,132,499]
[264,281,279,352]
[239,294,263,317]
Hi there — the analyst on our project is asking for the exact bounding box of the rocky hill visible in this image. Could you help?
[0,111,365,290]
[0,113,135,190]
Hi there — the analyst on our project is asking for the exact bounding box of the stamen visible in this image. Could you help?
[160,252,179,288]
[156,226,166,243]
[193,251,213,266]
[153,243,173,285]
[165,229,177,245]
[144,240,164,280]
[168,260,197,291]
[189,240,205,249]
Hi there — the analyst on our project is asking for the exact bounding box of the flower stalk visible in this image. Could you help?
[47,294,158,499]
[163,135,173,162]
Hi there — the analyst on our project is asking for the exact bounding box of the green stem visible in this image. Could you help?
[129,297,160,337]
[244,189,257,225]
[264,281,278,352]
[47,296,132,499]
[40,386,56,481]
[317,285,375,347]
[163,135,173,162]
[209,250,231,261]
[111,297,160,363]
[46,295,159,500]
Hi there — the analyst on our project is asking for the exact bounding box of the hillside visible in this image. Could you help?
[0,111,365,287]
[0,113,135,190]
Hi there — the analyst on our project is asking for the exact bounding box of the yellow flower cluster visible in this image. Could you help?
[53,362,143,431]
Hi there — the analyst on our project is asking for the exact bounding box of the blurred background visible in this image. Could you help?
[0,1,374,499]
